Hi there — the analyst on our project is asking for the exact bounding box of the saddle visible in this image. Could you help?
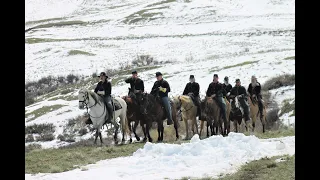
[111,98,122,111]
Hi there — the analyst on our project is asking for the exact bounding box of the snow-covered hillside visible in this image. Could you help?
[25,0,295,178]
[25,0,294,82]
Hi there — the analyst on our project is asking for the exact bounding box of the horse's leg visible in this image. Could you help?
[174,119,179,141]
[146,122,153,142]
[128,121,133,143]
[113,121,119,145]
[199,120,204,138]
[160,122,164,142]
[99,131,103,145]
[141,123,147,142]
[94,128,98,145]
[184,116,189,140]
[133,120,140,141]
[157,122,161,142]
[194,116,199,135]
[206,120,210,137]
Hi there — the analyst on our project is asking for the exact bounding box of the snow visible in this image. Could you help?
[25,0,294,82]
[269,85,295,106]
[25,133,295,180]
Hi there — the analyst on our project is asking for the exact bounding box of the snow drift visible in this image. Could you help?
[25,133,295,180]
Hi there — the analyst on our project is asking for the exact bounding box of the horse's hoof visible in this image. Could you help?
[136,137,140,141]
[149,138,153,142]
[143,138,147,142]
[129,139,133,143]
[115,141,119,145]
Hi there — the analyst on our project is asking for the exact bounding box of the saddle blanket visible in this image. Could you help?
[112,99,122,111]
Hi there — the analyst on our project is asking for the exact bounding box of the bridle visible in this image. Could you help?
[79,91,106,119]
[178,95,195,112]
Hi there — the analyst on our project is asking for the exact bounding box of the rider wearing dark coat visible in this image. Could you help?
[222,76,232,102]
[94,72,113,123]
[150,72,173,125]
[229,79,250,121]
[183,75,201,117]
[247,75,264,118]
[125,70,144,102]
[206,74,227,123]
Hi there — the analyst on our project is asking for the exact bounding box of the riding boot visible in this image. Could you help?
[257,96,264,118]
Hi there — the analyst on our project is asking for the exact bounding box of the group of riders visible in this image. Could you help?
[86,70,265,125]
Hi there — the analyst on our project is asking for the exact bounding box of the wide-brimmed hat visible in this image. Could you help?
[98,72,108,78]
[155,72,162,77]
[190,75,195,79]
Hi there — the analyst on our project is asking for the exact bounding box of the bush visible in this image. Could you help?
[36,133,55,142]
[279,99,295,117]
[58,133,75,142]
[78,128,88,136]
[60,88,73,95]
[57,134,66,141]
[92,72,98,78]
[25,134,35,142]
[132,55,158,66]
[262,74,295,91]
[67,74,79,84]
[25,123,55,134]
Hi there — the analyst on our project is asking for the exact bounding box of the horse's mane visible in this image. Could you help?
[204,97,215,114]
[88,90,104,105]
[179,95,192,104]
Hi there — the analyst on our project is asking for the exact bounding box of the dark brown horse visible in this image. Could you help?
[122,95,147,143]
[138,93,179,142]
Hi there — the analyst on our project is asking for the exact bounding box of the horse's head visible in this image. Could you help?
[172,96,182,111]
[139,93,152,115]
[78,89,89,109]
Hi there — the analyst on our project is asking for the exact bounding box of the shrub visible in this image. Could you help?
[25,123,55,134]
[78,128,88,136]
[25,134,35,142]
[36,133,55,142]
[262,74,295,91]
[66,74,79,84]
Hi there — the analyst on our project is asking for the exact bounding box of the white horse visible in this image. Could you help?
[78,88,128,145]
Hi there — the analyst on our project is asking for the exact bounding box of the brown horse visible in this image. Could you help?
[122,95,147,143]
[138,93,179,142]
[200,97,231,137]
[172,95,198,140]
[248,96,267,133]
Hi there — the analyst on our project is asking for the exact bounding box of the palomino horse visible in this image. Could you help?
[138,93,179,142]
[200,97,231,137]
[78,89,129,145]
[248,96,267,133]
[122,95,147,143]
[172,95,198,140]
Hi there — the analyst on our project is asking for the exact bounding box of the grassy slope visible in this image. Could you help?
[181,155,294,180]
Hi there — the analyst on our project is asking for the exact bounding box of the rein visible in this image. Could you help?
[79,91,106,119]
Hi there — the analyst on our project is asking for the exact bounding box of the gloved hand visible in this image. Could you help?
[227,92,230,96]
[211,94,216,98]
[159,86,167,93]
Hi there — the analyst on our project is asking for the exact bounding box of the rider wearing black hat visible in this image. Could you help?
[183,75,201,118]
[229,79,250,121]
[94,72,113,123]
[125,70,145,101]
[150,72,173,125]
[206,74,227,123]
[222,76,232,102]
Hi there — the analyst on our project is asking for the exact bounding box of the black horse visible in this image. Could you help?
[138,93,179,142]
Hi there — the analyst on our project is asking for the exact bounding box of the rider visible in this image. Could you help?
[150,72,173,125]
[247,75,264,118]
[182,75,201,118]
[125,70,144,102]
[229,79,250,121]
[222,76,232,102]
[94,72,113,123]
[206,74,227,123]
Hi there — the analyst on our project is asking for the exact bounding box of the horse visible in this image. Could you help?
[138,93,179,142]
[122,95,147,143]
[200,97,231,137]
[230,95,252,133]
[78,88,129,145]
[248,96,267,133]
[172,95,198,140]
